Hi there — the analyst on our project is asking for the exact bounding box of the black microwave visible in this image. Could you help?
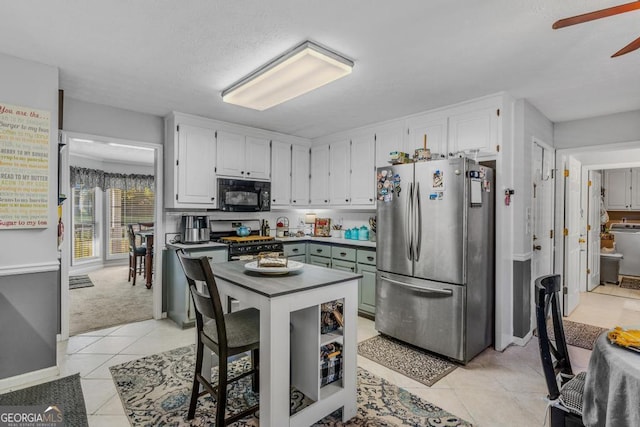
[218,178,271,212]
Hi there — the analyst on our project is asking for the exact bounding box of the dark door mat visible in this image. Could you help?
[357,334,457,386]
[69,275,95,289]
[536,319,607,350]
[620,277,640,290]
[0,373,89,426]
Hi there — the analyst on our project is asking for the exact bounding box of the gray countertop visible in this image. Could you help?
[277,236,376,248]
[212,261,362,298]
[166,242,228,250]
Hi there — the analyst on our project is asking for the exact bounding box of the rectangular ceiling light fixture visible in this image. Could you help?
[222,40,354,111]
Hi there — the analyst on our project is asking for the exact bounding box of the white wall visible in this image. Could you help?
[554,110,640,149]
[512,99,554,255]
[64,97,163,144]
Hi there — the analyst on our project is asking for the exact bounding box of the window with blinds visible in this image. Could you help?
[108,188,155,257]
[72,186,97,261]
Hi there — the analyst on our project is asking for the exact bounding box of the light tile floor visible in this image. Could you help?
[46,291,638,426]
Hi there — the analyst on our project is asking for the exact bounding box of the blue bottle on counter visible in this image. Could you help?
[359,226,369,241]
[344,229,352,239]
[351,227,359,240]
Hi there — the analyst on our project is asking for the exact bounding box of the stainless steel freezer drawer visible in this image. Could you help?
[375,272,465,362]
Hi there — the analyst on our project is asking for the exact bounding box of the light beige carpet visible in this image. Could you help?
[69,265,153,336]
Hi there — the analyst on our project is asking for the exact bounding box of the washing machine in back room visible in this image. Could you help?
[610,223,640,277]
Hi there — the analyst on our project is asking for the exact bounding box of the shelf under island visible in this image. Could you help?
[209,260,361,427]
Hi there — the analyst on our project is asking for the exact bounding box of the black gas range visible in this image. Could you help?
[210,232,283,261]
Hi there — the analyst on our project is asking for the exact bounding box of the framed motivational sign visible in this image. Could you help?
[0,103,51,229]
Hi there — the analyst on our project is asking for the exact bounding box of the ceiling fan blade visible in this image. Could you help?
[553,1,640,29]
[612,35,640,57]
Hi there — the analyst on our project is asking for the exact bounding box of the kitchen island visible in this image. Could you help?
[210,261,361,427]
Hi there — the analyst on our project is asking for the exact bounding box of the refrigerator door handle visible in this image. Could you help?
[405,182,414,261]
[414,181,422,260]
[381,277,454,296]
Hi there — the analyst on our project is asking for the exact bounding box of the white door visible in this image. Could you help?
[270,140,291,206]
[291,145,310,206]
[531,141,554,284]
[564,156,583,315]
[587,170,601,291]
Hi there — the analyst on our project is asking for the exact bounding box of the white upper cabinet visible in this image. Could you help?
[165,120,217,208]
[291,145,310,206]
[604,168,632,210]
[350,133,376,205]
[270,140,292,206]
[406,113,448,159]
[310,144,330,205]
[245,136,271,180]
[448,106,499,156]
[375,123,404,167]
[329,140,351,205]
[216,130,270,180]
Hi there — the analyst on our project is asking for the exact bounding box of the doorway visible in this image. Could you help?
[59,132,164,339]
[555,141,640,322]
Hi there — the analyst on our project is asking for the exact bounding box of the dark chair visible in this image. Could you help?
[138,221,154,231]
[176,250,260,425]
[127,224,146,286]
[535,274,586,427]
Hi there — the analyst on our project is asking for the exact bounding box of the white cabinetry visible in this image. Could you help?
[448,106,499,156]
[350,133,376,205]
[164,116,217,209]
[374,122,404,167]
[270,140,292,206]
[310,145,330,205]
[604,168,638,210]
[217,130,270,180]
[291,145,310,206]
[329,140,351,205]
[406,113,448,158]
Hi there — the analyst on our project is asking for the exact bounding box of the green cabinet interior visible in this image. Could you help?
[165,247,227,328]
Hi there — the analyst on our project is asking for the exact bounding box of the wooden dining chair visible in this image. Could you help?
[535,274,586,427]
[127,224,146,286]
[176,250,260,425]
[138,221,154,231]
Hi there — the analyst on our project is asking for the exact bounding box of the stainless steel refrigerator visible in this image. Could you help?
[375,158,494,363]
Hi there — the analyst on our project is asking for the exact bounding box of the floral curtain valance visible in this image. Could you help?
[70,166,154,191]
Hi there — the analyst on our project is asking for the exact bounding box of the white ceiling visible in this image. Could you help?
[3,1,640,139]
[68,137,155,165]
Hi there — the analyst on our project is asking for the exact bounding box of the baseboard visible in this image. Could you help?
[0,366,60,394]
[512,330,533,346]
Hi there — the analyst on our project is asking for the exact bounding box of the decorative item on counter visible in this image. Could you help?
[369,216,376,242]
[359,226,369,241]
[344,229,351,239]
[314,217,331,237]
[304,213,316,236]
[260,219,270,236]
[276,216,289,237]
[330,223,343,238]
[257,252,288,268]
[349,227,359,240]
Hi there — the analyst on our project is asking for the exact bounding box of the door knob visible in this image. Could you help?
[533,245,542,251]
[578,238,586,244]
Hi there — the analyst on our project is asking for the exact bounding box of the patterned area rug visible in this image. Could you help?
[69,274,95,289]
[110,345,471,426]
[357,335,457,387]
[620,276,640,290]
[0,373,89,426]
[538,320,607,350]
